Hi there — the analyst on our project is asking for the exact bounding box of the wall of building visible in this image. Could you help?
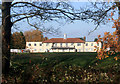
[26,42,102,53]
[74,43,84,52]
[84,42,102,52]
[10,49,22,53]
[51,48,75,52]
[26,42,44,52]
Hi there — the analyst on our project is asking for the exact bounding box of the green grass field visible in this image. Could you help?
[11,52,97,68]
[11,52,120,69]
[6,52,120,83]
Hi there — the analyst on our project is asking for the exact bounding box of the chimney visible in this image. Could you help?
[64,34,67,39]
[84,36,86,41]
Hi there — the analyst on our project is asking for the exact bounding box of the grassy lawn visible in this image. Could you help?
[11,52,97,68]
[11,52,120,69]
[4,52,120,83]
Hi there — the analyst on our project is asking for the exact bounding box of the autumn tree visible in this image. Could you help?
[24,29,48,42]
[88,1,120,60]
[11,31,26,49]
[96,31,120,60]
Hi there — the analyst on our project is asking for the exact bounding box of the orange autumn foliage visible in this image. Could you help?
[96,8,120,60]
[24,29,48,42]
[95,31,120,60]
[11,32,26,49]
[111,12,114,16]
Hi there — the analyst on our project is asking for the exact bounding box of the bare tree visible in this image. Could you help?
[1,1,93,75]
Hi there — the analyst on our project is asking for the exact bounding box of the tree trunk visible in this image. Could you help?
[2,2,13,75]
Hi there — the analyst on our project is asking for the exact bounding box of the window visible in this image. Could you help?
[54,43,57,47]
[71,43,74,45]
[97,43,99,46]
[28,43,31,46]
[34,43,36,46]
[86,43,88,46]
[66,43,68,47]
[34,49,37,51]
[60,43,62,47]
[91,48,93,51]
[91,43,93,46]
[46,43,49,46]
[86,49,88,51]
[77,43,81,46]
[40,44,42,46]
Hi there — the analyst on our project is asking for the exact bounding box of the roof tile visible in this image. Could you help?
[42,38,85,43]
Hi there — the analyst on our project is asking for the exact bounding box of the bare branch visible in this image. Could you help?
[26,16,60,35]
[10,2,118,35]
[12,15,35,24]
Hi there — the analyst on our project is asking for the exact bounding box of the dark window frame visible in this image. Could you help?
[34,43,36,46]
[91,43,93,46]
[77,43,81,46]
[86,43,88,46]
[40,44,42,46]
[28,43,31,46]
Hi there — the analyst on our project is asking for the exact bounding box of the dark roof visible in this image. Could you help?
[43,38,85,43]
